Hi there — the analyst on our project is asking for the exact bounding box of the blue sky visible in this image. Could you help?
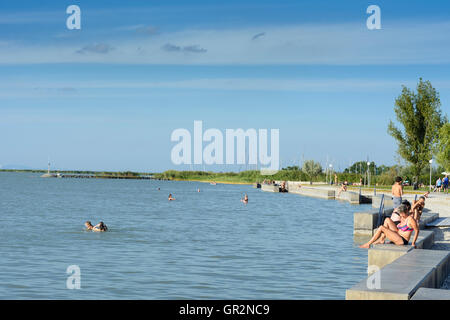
[0,0,449,172]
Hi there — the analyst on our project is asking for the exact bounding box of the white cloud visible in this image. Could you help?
[0,21,449,65]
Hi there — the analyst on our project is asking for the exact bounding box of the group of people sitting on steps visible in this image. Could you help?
[360,176,429,249]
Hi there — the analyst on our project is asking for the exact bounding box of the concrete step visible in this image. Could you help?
[347,249,450,300]
[411,287,450,300]
[393,249,450,288]
[427,217,450,227]
[346,262,435,300]
[368,230,435,270]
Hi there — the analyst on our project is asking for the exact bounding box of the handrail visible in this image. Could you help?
[377,194,385,227]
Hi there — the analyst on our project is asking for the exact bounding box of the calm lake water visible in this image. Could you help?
[0,172,369,299]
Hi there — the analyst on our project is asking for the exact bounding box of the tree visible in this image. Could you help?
[302,160,322,184]
[435,122,450,171]
[344,161,377,174]
[388,78,447,181]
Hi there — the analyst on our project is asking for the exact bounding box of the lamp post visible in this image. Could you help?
[429,159,433,191]
[367,161,371,187]
[329,164,332,185]
[373,163,377,195]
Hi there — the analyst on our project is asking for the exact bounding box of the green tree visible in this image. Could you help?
[302,160,322,185]
[435,122,450,171]
[388,78,447,181]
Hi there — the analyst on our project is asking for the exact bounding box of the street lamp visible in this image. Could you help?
[367,162,371,187]
[329,164,333,185]
[429,159,433,191]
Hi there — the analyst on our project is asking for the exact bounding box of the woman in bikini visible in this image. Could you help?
[359,204,419,248]
[390,199,411,226]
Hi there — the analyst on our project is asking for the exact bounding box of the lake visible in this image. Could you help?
[0,172,369,299]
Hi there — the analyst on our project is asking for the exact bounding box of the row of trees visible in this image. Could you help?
[301,78,448,185]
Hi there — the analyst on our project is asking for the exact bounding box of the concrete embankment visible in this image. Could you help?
[260,181,371,204]
[346,248,450,300]
[349,206,450,300]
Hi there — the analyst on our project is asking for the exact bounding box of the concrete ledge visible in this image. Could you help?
[419,212,439,230]
[346,263,435,300]
[411,287,450,300]
[261,184,279,193]
[290,187,335,200]
[368,230,435,270]
[337,191,361,204]
[353,207,394,236]
[368,245,413,271]
[372,195,394,208]
[394,249,450,288]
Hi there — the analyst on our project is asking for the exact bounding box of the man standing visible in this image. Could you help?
[443,175,449,194]
[392,176,403,208]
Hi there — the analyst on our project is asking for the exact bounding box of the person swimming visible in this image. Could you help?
[241,194,248,204]
[93,221,108,232]
[85,221,108,232]
[85,221,94,230]
[168,193,176,201]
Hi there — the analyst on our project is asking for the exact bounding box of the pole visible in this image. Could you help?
[429,162,432,191]
[374,164,377,195]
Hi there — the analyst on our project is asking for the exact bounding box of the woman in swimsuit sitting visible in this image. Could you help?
[390,199,411,226]
[359,204,419,248]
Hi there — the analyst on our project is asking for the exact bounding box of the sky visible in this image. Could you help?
[0,0,449,172]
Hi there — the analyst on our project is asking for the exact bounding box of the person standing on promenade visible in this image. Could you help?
[392,176,403,208]
[443,175,449,194]
[435,177,442,192]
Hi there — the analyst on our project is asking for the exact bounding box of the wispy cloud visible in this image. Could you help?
[0,21,449,64]
[76,43,115,54]
[116,24,159,35]
[162,43,207,53]
[252,32,265,40]
[161,43,182,52]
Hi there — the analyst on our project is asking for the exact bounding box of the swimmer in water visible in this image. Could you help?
[85,221,94,230]
[241,194,248,204]
[93,221,108,232]
[197,188,200,192]
[168,193,176,201]
[85,221,108,231]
